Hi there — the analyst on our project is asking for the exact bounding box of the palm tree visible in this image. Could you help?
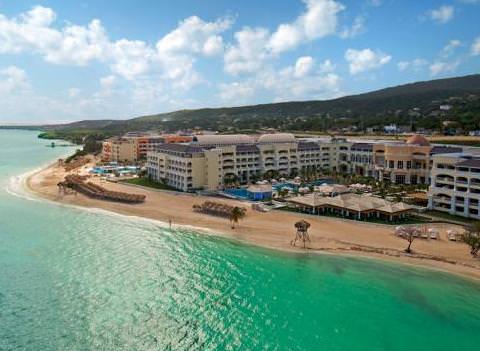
[229,207,246,229]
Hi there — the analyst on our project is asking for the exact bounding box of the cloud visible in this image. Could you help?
[0,6,232,88]
[441,39,461,57]
[220,56,342,104]
[294,56,314,78]
[225,0,345,75]
[471,36,480,55]
[429,60,460,76]
[397,58,428,72]
[224,27,270,75]
[268,0,345,53]
[428,5,454,24]
[340,16,366,39]
[156,16,232,57]
[0,66,30,94]
[344,48,391,74]
[219,81,255,102]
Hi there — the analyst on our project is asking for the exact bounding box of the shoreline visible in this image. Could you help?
[23,161,480,281]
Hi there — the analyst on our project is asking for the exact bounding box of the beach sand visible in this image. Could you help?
[26,161,480,280]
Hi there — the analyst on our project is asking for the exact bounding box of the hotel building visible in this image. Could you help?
[428,153,480,219]
[102,133,193,163]
[146,133,462,192]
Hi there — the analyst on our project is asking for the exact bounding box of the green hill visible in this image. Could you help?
[35,74,480,140]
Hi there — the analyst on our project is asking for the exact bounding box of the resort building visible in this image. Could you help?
[101,137,137,163]
[428,153,480,219]
[287,193,414,221]
[146,133,464,192]
[102,133,193,163]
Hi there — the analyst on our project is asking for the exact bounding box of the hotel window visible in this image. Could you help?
[389,160,394,168]
[398,161,404,169]
[406,161,411,169]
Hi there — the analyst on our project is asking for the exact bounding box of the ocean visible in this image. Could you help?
[1,130,479,350]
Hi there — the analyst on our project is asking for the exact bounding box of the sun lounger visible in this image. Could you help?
[447,230,458,241]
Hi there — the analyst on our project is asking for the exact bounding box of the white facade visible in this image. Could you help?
[146,133,465,192]
[428,153,480,219]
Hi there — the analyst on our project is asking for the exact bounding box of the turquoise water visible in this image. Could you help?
[1,130,480,351]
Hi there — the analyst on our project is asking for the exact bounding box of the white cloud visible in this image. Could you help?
[0,66,30,94]
[441,39,461,57]
[156,16,231,57]
[268,0,345,53]
[471,36,480,55]
[268,23,303,54]
[224,27,270,75]
[225,0,345,75]
[109,39,154,80]
[220,56,342,104]
[345,48,391,74]
[294,56,314,78]
[0,6,232,88]
[100,75,116,90]
[428,5,455,24]
[203,36,224,56]
[429,60,460,76]
[397,58,428,72]
[340,16,366,39]
[219,81,255,102]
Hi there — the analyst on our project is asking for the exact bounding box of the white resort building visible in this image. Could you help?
[146,133,464,193]
[428,153,480,219]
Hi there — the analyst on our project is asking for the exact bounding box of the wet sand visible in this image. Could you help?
[25,161,480,280]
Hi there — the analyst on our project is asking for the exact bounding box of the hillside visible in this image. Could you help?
[37,74,480,139]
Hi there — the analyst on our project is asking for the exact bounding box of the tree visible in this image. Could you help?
[461,223,480,257]
[229,207,246,229]
[398,226,420,253]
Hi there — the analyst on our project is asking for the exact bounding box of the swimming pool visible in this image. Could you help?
[224,188,249,199]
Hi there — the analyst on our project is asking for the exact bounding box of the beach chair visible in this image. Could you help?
[427,228,439,240]
[421,229,429,239]
[447,230,458,241]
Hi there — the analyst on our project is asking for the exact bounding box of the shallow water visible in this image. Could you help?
[1,130,479,351]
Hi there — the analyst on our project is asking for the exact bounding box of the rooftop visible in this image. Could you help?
[406,134,430,147]
[258,133,296,144]
[193,134,254,146]
[155,143,204,154]
[350,143,374,151]
[288,193,413,214]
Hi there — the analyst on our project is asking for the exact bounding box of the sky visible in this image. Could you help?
[0,0,479,124]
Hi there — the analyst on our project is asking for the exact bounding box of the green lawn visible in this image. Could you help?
[122,177,178,191]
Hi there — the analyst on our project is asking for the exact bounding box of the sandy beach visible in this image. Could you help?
[25,160,480,280]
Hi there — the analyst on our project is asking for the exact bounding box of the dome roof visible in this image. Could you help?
[258,133,296,144]
[194,134,254,146]
[406,134,430,146]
